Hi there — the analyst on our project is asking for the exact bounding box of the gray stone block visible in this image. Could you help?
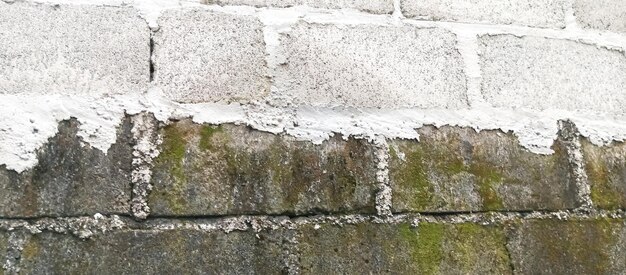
[296,222,512,274]
[278,23,467,108]
[575,0,626,33]
[0,2,150,95]
[581,139,626,210]
[479,34,626,114]
[154,8,269,103]
[401,0,567,28]
[148,120,378,216]
[210,0,394,14]
[0,119,133,217]
[18,229,286,274]
[506,219,626,274]
[389,126,578,212]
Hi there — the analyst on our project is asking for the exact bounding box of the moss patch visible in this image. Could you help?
[585,151,623,210]
[153,124,189,214]
[469,162,504,210]
[400,223,444,274]
[199,125,223,151]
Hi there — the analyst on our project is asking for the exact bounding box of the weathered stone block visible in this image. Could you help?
[506,219,626,274]
[401,0,567,28]
[18,229,286,274]
[480,35,626,115]
[581,139,626,210]
[278,23,467,108]
[575,0,626,33]
[149,120,378,216]
[296,222,511,274]
[0,2,149,95]
[154,8,269,103]
[0,119,133,217]
[210,0,394,14]
[0,231,7,273]
[389,126,578,212]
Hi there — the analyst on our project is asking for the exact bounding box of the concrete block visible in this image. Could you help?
[296,222,511,274]
[401,0,567,28]
[389,126,578,212]
[0,119,133,217]
[148,120,378,216]
[480,35,626,114]
[575,0,626,33]
[278,23,467,108]
[0,2,149,95]
[506,219,626,274]
[581,139,626,210]
[18,229,286,274]
[211,0,394,14]
[154,8,269,103]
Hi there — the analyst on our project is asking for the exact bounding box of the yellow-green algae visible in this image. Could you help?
[583,142,624,209]
[152,124,188,214]
[399,222,510,274]
[527,218,624,274]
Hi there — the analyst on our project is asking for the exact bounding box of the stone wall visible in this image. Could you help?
[1,0,625,274]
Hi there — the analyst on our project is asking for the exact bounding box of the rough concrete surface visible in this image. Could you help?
[210,0,394,14]
[17,229,287,274]
[149,120,378,216]
[401,0,567,28]
[389,126,578,212]
[506,219,626,274]
[480,34,626,114]
[0,2,149,95]
[154,8,269,103]
[574,0,626,33]
[0,119,133,217]
[581,139,626,210]
[278,23,468,108]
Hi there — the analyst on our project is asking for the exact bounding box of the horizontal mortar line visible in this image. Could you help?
[0,209,624,223]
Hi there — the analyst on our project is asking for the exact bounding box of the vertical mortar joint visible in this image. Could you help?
[130,112,161,220]
[557,119,593,211]
[2,231,29,275]
[373,136,393,217]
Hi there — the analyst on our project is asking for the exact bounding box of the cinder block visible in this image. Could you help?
[210,0,394,14]
[148,120,378,216]
[506,219,626,274]
[18,230,286,274]
[389,126,578,212]
[0,119,133,217]
[401,0,567,28]
[296,222,511,273]
[0,2,149,95]
[581,139,626,210]
[279,23,467,108]
[154,8,269,103]
[575,0,626,33]
[480,35,626,114]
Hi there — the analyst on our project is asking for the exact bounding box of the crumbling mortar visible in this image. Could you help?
[0,209,624,240]
[558,120,593,211]
[130,112,161,220]
[373,137,393,216]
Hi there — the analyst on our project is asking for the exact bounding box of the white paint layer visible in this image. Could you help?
[1,0,626,172]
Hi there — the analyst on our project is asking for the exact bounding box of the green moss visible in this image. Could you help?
[531,219,623,274]
[199,125,223,151]
[400,223,444,275]
[155,124,189,214]
[586,156,622,210]
[469,162,504,210]
[451,223,510,273]
[397,147,435,210]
